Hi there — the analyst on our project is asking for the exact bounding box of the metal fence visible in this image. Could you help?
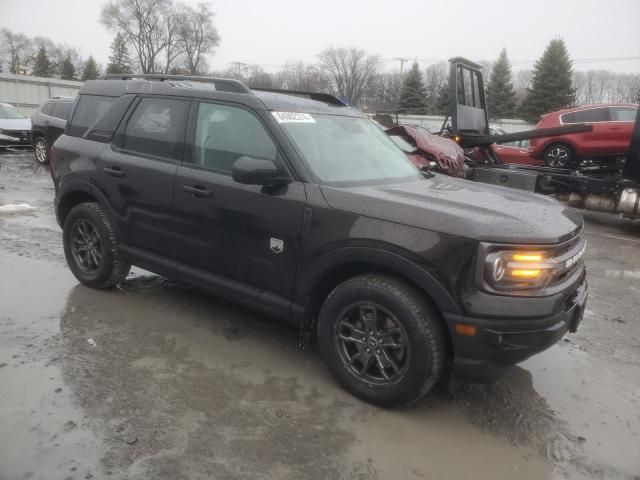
[0,73,83,117]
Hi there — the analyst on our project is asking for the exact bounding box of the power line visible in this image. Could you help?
[218,55,640,73]
[393,57,410,76]
[230,61,249,76]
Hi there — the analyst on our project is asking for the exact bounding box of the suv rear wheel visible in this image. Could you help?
[544,143,573,168]
[317,274,446,407]
[34,137,49,164]
[62,202,130,288]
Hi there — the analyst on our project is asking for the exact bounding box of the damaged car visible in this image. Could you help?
[386,125,466,177]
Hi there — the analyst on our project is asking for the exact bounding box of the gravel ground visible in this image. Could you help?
[1,149,639,480]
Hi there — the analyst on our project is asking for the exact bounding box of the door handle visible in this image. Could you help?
[609,126,622,130]
[183,184,212,197]
[43,120,50,124]
[103,166,126,177]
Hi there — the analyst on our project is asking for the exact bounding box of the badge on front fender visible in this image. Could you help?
[270,238,284,254]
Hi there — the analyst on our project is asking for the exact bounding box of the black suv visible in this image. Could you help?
[51,75,588,407]
[31,96,76,163]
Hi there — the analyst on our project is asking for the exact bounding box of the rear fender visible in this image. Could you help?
[55,179,111,227]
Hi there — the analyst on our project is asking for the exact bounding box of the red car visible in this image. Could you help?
[530,103,638,168]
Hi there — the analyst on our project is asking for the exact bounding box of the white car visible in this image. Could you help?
[0,103,32,149]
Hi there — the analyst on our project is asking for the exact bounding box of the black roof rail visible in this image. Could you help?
[99,74,252,94]
[252,88,347,106]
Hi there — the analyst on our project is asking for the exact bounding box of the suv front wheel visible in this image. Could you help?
[62,202,130,288]
[318,274,446,407]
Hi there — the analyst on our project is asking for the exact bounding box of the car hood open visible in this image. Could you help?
[320,174,583,245]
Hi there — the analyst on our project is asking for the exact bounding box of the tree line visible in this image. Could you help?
[0,28,101,81]
[1,0,638,123]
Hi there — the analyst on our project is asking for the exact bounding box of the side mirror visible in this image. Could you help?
[232,156,289,186]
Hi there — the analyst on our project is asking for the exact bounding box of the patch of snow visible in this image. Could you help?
[0,203,35,214]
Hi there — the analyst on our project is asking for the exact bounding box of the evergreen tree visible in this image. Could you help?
[59,56,76,80]
[32,46,53,78]
[521,39,575,122]
[436,83,450,116]
[398,62,428,113]
[81,56,100,81]
[106,33,133,74]
[486,48,516,119]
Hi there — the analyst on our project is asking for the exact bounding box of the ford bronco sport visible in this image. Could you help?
[51,74,588,407]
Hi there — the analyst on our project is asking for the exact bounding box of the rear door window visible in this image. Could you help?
[563,108,610,123]
[51,102,73,120]
[68,95,117,137]
[41,102,54,115]
[122,97,189,162]
[609,107,637,122]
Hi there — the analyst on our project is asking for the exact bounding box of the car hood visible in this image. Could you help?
[386,125,465,178]
[320,174,583,245]
[0,118,31,130]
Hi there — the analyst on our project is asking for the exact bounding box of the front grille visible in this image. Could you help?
[1,130,31,143]
[548,233,586,287]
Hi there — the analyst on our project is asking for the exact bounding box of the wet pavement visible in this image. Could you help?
[1,149,639,480]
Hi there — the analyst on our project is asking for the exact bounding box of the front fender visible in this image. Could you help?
[295,246,461,315]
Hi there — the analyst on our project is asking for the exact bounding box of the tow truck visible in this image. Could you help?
[443,57,640,219]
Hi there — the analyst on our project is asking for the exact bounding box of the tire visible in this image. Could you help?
[317,274,446,408]
[543,143,573,168]
[34,136,49,164]
[62,202,130,289]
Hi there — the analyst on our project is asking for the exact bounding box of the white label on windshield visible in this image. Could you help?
[271,112,315,123]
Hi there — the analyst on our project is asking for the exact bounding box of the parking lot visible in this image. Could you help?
[0,149,638,480]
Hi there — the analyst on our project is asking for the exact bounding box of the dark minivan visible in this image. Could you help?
[51,75,588,407]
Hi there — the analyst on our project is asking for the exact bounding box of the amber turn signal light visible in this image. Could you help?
[454,323,477,336]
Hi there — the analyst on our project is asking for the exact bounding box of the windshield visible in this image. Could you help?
[280,114,422,185]
[0,104,25,119]
[388,134,416,153]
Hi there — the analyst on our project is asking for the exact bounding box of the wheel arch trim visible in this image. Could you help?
[55,180,111,227]
[294,246,461,320]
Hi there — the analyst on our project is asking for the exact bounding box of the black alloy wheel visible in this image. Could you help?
[334,303,410,386]
[70,219,104,273]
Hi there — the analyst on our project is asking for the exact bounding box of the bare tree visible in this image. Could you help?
[101,0,182,73]
[160,2,184,73]
[0,29,35,74]
[574,70,640,105]
[275,61,328,92]
[360,70,402,111]
[177,2,220,75]
[318,47,379,106]
[244,65,276,89]
[513,69,533,104]
[424,62,447,114]
[58,45,85,77]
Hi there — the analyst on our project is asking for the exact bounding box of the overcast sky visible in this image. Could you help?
[2,0,639,73]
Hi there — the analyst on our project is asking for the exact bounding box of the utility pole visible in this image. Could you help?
[230,61,249,78]
[394,57,410,103]
[394,57,410,77]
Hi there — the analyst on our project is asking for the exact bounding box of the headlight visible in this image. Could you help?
[481,238,586,293]
[484,250,558,290]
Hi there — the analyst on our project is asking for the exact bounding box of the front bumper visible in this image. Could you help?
[0,130,31,148]
[444,277,588,382]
